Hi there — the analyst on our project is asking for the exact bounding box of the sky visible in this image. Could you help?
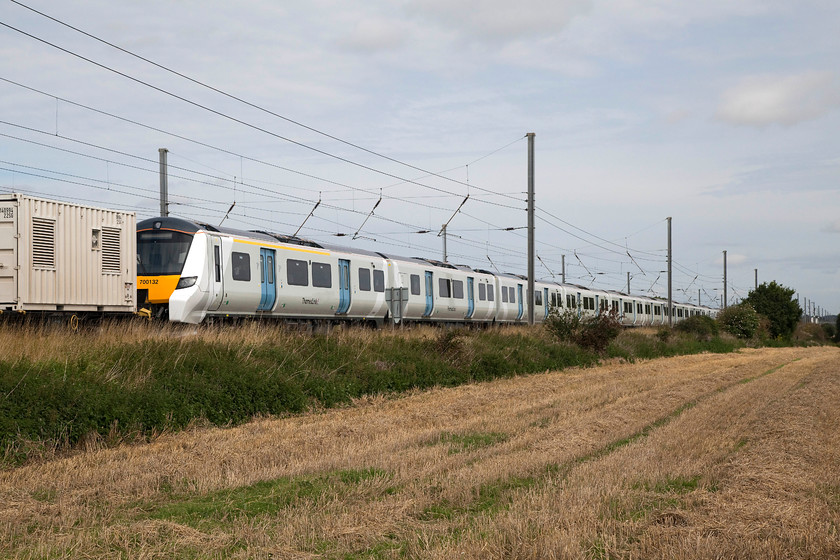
[1,0,838,314]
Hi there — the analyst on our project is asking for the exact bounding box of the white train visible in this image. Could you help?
[137,217,717,325]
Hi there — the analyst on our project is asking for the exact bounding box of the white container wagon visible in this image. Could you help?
[0,194,136,316]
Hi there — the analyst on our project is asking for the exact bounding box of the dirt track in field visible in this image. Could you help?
[2,346,839,559]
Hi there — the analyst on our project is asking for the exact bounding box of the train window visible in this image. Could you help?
[312,262,331,288]
[231,252,251,281]
[654,306,661,316]
[550,293,556,307]
[645,304,651,314]
[487,286,494,301]
[453,280,464,299]
[637,303,643,314]
[624,302,632,313]
[359,268,371,291]
[287,259,308,286]
[410,274,420,295]
[535,290,542,306]
[567,294,575,308]
[509,288,516,304]
[267,256,274,284]
[612,301,618,312]
[373,270,385,292]
[478,283,486,301]
[439,278,451,298]
[214,245,221,282]
[502,287,508,303]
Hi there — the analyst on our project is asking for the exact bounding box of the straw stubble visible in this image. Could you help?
[1,346,838,558]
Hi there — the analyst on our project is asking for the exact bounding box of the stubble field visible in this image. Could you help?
[1,345,839,559]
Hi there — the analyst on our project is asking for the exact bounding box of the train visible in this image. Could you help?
[137,216,718,326]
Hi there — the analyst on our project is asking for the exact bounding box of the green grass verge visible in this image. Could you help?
[0,324,744,465]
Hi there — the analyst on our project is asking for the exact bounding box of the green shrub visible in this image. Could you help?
[820,323,836,342]
[742,281,801,339]
[674,315,719,338]
[544,307,581,342]
[717,304,760,339]
[544,308,621,353]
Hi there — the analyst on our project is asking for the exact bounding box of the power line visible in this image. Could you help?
[0,21,524,211]
[9,0,526,204]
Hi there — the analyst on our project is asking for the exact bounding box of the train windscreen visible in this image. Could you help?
[137,230,194,276]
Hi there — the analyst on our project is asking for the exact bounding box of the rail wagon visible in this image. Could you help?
[0,194,136,317]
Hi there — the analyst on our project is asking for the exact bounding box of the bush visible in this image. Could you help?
[793,323,828,345]
[821,323,836,342]
[545,307,621,353]
[743,281,801,340]
[674,315,719,339]
[717,304,760,339]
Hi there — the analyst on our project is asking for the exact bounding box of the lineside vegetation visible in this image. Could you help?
[0,312,833,466]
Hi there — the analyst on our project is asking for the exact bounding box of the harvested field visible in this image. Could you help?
[1,346,839,559]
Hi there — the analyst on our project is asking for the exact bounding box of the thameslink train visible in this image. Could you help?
[137,217,717,325]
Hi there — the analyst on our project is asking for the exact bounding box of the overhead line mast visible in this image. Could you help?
[527,132,535,326]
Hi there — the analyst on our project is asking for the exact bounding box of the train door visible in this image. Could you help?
[466,277,475,319]
[208,235,224,311]
[517,284,524,321]
[423,271,434,317]
[258,248,276,311]
[336,259,351,314]
[543,288,550,319]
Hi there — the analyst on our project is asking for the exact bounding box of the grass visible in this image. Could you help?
[0,320,744,465]
[142,468,390,529]
[0,346,838,559]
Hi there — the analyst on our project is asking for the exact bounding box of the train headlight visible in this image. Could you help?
[176,276,197,289]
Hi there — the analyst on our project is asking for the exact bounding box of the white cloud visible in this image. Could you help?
[823,221,840,234]
[716,71,840,126]
[407,0,592,43]
[338,18,408,52]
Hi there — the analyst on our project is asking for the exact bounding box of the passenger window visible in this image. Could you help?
[287,259,308,286]
[535,291,542,306]
[509,288,516,304]
[479,283,486,301]
[359,268,371,291]
[502,287,508,303]
[312,262,331,288]
[232,251,251,281]
[373,269,385,292]
[267,256,274,284]
[453,280,464,299]
[438,278,451,298]
[487,286,494,301]
[410,274,420,295]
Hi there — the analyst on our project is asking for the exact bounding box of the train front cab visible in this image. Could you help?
[137,217,202,319]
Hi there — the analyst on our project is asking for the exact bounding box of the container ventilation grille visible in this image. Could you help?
[32,218,55,269]
[102,227,121,273]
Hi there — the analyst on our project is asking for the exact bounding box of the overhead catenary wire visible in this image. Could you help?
[0,23,525,211]
[8,0,526,204]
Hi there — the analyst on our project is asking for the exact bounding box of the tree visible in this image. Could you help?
[743,281,802,339]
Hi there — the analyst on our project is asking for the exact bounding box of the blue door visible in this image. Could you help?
[337,259,351,314]
[544,288,550,319]
[466,277,475,319]
[423,271,434,317]
[258,248,276,311]
[517,284,524,321]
